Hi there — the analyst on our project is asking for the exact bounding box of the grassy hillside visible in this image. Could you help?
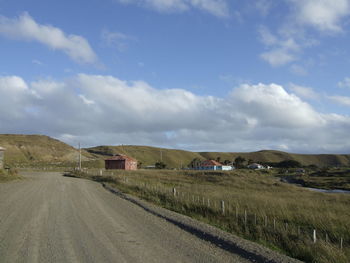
[87,145,205,168]
[200,150,350,167]
[0,134,95,167]
[0,134,349,168]
[87,146,350,168]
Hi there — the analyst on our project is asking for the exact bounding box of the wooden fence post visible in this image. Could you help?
[221,200,225,214]
[273,218,276,230]
[340,237,343,250]
[244,210,247,226]
[313,229,317,244]
[173,188,176,197]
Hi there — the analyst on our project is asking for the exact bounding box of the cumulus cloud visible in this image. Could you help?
[290,0,350,32]
[0,13,97,64]
[0,76,33,120]
[230,83,324,128]
[0,74,350,153]
[116,0,229,17]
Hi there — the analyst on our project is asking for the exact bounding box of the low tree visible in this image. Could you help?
[276,160,302,168]
[155,161,166,169]
[223,159,231,165]
[234,156,246,168]
[188,158,202,169]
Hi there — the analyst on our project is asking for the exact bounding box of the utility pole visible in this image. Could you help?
[78,142,82,171]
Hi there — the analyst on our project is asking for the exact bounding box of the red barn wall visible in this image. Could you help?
[105,159,137,170]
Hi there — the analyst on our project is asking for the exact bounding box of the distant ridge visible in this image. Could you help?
[86,145,350,168]
[0,134,349,168]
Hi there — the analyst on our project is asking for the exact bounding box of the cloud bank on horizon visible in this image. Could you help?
[0,74,349,153]
[0,0,350,153]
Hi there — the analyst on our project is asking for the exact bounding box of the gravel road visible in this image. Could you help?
[0,171,255,263]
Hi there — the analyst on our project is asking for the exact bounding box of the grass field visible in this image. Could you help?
[0,169,21,183]
[71,168,350,263]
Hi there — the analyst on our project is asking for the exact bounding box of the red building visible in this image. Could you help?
[105,154,137,170]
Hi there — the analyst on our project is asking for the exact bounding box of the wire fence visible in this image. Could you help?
[84,169,347,251]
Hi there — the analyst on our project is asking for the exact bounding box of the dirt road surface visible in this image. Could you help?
[0,172,254,263]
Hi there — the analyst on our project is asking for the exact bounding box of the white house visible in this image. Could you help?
[247,163,265,170]
[195,160,235,171]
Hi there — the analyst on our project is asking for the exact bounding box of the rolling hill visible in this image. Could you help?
[86,146,350,168]
[86,145,205,168]
[1,134,349,168]
[0,134,94,167]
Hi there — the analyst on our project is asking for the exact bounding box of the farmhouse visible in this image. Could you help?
[0,147,4,169]
[196,160,234,171]
[105,154,137,170]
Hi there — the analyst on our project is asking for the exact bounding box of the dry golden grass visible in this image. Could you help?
[75,168,350,262]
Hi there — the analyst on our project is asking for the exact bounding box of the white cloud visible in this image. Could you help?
[32,59,43,66]
[230,83,324,128]
[289,83,319,99]
[328,95,350,106]
[0,13,97,64]
[338,77,350,88]
[289,64,308,76]
[260,49,296,67]
[116,0,229,17]
[1,74,350,153]
[290,0,350,32]
[0,76,36,121]
[255,0,273,16]
[258,1,350,66]
[258,26,300,66]
[101,30,135,51]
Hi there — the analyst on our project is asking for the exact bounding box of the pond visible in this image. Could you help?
[280,176,350,194]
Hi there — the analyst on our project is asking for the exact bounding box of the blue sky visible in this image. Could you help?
[0,0,350,153]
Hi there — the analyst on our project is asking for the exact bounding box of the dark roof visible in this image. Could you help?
[105,154,137,162]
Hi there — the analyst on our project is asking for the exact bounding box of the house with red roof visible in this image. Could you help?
[196,160,234,171]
